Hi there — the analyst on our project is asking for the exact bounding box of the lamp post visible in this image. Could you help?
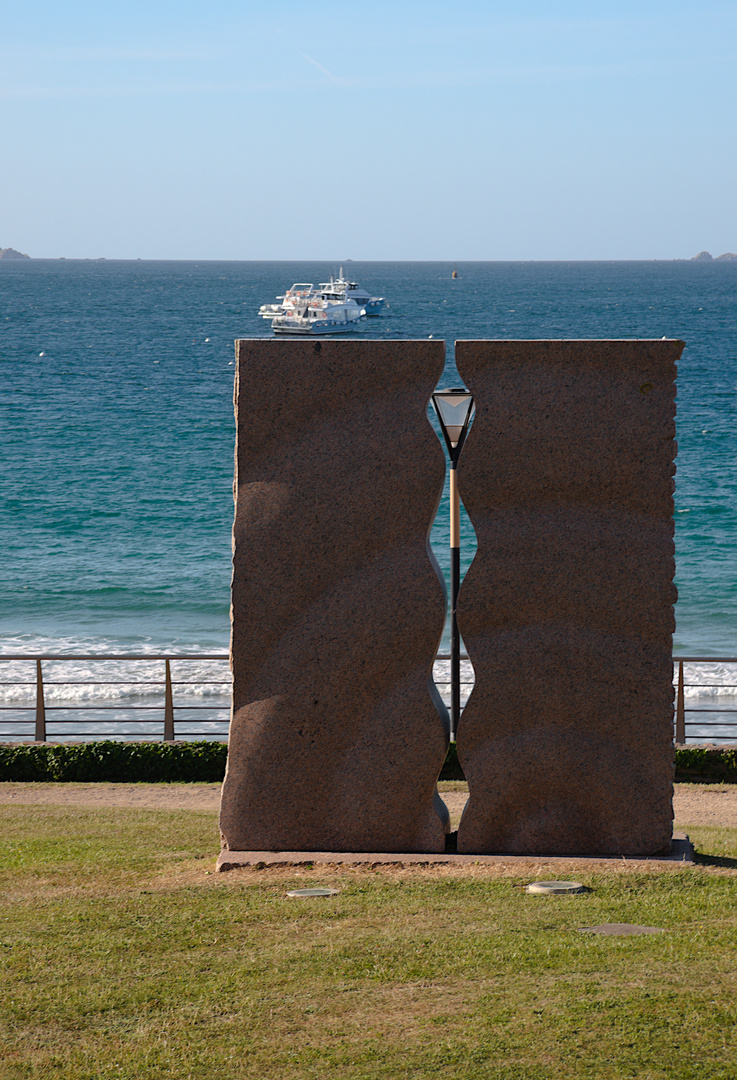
[431,388,474,740]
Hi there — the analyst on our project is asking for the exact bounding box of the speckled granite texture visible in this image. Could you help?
[455,340,683,856]
[220,339,449,854]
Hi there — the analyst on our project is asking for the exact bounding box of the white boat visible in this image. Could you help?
[259,269,384,319]
[271,298,366,335]
[317,268,385,315]
[258,283,317,319]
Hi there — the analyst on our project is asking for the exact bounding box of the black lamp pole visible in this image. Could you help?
[431,388,474,741]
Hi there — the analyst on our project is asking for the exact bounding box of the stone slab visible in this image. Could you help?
[220,340,449,854]
[455,340,684,856]
[216,834,693,870]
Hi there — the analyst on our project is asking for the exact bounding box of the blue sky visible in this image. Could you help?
[1,0,735,259]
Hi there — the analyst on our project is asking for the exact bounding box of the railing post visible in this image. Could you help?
[163,659,175,741]
[675,659,685,744]
[35,659,46,742]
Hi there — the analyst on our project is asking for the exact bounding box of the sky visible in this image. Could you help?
[1,0,735,260]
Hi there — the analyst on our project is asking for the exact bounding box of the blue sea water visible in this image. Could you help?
[1,259,736,737]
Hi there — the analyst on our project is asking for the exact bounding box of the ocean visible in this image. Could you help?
[1,259,736,741]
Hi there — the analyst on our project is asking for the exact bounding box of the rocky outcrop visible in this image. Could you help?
[0,247,30,259]
[690,251,737,261]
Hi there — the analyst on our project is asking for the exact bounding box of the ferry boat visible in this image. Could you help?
[258,283,316,319]
[318,268,385,315]
[271,298,366,335]
[259,270,384,319]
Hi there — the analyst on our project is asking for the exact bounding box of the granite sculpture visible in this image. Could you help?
[220,339,449,854]
[455,339,683,856]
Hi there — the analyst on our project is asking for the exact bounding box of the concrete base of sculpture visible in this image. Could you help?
[215,833,693,871]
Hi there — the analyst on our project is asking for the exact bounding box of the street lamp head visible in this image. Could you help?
[431,388,474,460]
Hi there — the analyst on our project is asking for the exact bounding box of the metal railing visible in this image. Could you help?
[674,656,737,744]
[0,654,230,742]
[0,653,735,744]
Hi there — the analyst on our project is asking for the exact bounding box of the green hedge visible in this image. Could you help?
[0,740,735,784]
[441,744,737,783]
[439,741,464,780]
[673,745,737,784]
[0,741,228,783]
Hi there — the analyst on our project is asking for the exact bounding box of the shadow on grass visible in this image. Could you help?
[693,851,737,869]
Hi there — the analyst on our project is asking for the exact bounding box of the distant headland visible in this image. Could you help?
[691,250,737,261]
[2,247,736,262]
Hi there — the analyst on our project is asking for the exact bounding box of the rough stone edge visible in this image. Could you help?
[216,834,693,871]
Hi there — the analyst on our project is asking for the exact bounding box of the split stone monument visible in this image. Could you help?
[454,340,683,855]
[220,337,683,860]
[220,339,450,854]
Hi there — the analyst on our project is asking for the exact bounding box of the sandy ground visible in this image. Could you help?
[1,782,736,829]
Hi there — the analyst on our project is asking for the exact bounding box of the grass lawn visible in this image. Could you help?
[1,801,736,1079]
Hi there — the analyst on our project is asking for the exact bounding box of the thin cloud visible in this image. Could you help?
[299,52,349,85]
[0,56,698,102]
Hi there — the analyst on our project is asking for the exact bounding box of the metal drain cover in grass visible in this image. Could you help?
[286,888,339,899]
[578,923,664,936]
[525,881,586,895]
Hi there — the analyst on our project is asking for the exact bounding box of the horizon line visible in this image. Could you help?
[3,256,735,264]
